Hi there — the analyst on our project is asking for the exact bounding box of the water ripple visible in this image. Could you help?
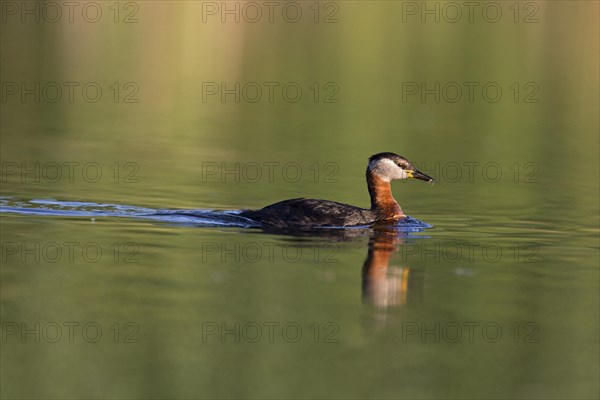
[0,197,432,232]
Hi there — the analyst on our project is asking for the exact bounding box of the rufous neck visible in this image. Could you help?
[367,171,404,219]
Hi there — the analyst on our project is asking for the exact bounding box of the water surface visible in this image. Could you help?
[1,1,598,399]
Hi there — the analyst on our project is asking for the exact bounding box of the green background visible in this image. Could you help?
[1,1,598,398]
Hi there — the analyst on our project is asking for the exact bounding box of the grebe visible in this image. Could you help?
[240,152,434,228]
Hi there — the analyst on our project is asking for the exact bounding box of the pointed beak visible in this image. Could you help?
[407,169,435,183]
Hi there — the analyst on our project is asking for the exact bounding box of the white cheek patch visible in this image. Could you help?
[370,158,407,182]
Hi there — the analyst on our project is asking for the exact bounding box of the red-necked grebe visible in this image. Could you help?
[240,152,434,228]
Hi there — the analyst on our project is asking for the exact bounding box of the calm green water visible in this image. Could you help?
[1,1,599,399]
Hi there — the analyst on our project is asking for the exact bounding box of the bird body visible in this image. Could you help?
[240,152,433,228]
